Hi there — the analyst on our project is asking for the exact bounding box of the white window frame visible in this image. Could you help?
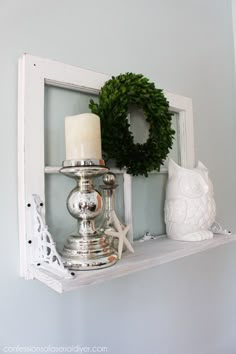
[18,53,195,283]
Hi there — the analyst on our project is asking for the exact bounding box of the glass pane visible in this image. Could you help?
[44,85,98,166]
[126,110,180,240]
[129,109,180,167]
[127,110,180,240]
[132,174,167,240]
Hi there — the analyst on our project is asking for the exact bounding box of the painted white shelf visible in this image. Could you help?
[30,233,236,293]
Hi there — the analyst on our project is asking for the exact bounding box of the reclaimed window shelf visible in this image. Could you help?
[19,53,222,293]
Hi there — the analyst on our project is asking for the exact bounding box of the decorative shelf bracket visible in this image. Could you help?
[30,194,73,279]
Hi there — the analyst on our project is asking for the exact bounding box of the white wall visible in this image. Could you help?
[1,0,236,353]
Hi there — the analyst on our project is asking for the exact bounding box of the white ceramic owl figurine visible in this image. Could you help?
[164,159,216,241]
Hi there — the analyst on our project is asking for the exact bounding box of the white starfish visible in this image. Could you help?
[105,210,134,259]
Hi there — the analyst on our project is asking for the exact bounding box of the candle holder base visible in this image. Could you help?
[60,233,118,270]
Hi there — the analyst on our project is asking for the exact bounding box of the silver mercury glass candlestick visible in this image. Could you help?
[59,159,118,270]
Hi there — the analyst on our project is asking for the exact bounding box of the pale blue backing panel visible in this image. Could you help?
[132,174,167,239]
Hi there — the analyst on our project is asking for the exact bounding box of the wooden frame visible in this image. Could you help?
[18,54,195,286]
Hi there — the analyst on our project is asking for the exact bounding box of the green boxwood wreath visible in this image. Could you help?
[89,72,175,177]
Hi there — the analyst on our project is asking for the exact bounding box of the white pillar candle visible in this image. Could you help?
[65,113,102,160]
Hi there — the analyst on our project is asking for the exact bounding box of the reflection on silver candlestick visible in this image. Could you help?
[59,159,118,270]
